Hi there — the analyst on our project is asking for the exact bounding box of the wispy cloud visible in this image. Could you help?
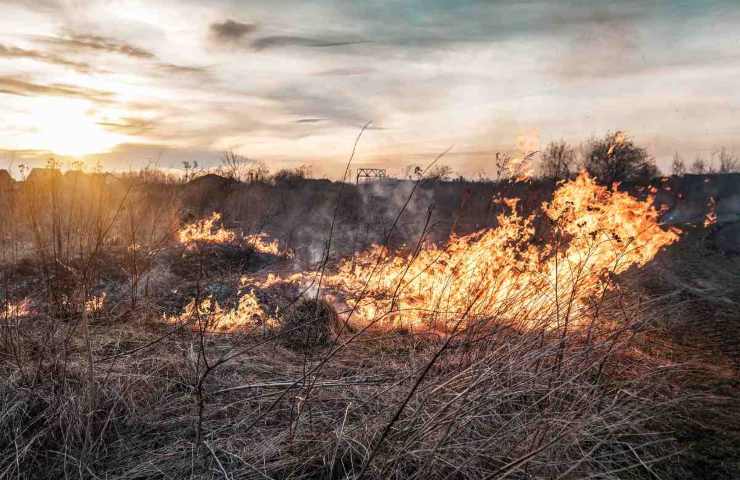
[97,117,156,136]
[0,76,113,102]
[0,44,91,72]
[251,35,368,51]
[36,33,154,59]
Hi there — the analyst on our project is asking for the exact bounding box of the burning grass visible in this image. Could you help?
[296,172,681,332]
[0,168,737,479]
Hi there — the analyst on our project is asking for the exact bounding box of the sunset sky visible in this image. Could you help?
[1,0,739,178]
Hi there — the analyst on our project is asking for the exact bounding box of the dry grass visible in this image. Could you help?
[0,169,737,479]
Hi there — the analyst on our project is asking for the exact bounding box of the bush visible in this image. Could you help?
[584,131,658,184]
[280,298,340,349]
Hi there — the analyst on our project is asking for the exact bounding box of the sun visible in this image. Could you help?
[24,98,126,157]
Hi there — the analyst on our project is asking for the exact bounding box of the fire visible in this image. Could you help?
[177,212,236,247]
[171,175,679,333]
[323,172,679,330]
[85,292,106,314]
[245,233,287,256]
[2,298,31,319]
[167,289,274,332]
[704,197,717,228]
[177,212,289,256]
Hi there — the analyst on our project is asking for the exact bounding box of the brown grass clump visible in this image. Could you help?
[280,297,341,349]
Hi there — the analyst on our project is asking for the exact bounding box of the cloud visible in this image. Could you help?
[0,76,113,102]
[295,118,323,123]
[98,117,156,136]
[315,67,375,76]
[0,43,91,72]
[251,35,368,51]
[210,19,257,42]
[37,33,154,59]
[155,62,211,77]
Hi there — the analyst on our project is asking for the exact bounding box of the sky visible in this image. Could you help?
[1,0,739,178]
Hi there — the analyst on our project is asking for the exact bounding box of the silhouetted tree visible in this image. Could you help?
[715,147,739,173]
[494,152,511,181]
[221,151,269,182]
[426,165,453,182]
[584,131,657,184]
[690,157,707,174]
[540,140,575,182]
[671,153,686,176]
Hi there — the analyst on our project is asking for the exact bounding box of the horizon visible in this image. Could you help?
[1,1,740,178]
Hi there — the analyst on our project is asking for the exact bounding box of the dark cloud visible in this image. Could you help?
[0,43,91,72]
[0,76,113,102]
[295,118,323,123]
[251,35,368,51]
[210,19,257,41]
[37,33,154,59]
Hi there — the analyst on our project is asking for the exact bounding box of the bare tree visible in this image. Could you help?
[494,152,511,181]
[540,140,575,182]
[690,157,707,174]
[221,151,269,182]
[671,153,686,176]
[715,147,739,173]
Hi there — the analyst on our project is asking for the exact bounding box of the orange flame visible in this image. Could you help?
[323,172,679,330]
[704,197,717,228]
[177,212,289,256]
[177,212,235,247]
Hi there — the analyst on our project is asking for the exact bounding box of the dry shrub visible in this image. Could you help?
[280,297,341,349]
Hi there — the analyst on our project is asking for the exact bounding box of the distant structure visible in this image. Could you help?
[356,168,387,184]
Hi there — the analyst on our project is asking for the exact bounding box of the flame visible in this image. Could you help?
[172,175,679,333]
[246,233,287,256]
[2,298,31,319]
[177,212,289,256]
[704,197,717,228]
[178,212,236,247]
[322,172,679,330]
[167,289,274,332]
[85,292,106,314]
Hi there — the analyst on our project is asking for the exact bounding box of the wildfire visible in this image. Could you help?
[178,212,236,247]
[2,298,31,319]
[170,174,679,334]
[85,292,106,314]
[177,212,289,256]
[246,233,286,256]
[704,197,717,228]
[167,289,274,332]
[323,172,679,330]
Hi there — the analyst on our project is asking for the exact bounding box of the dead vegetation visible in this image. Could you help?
[0,165,738,479]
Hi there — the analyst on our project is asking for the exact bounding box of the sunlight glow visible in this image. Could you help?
[30,99,125,157]
[5,97,127,158]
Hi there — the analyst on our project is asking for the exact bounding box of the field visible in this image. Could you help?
[0,169,739,479]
